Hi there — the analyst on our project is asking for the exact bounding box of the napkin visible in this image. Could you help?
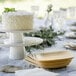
[64,42,76,49]
[65,32,76,38]
[15,68,59,76]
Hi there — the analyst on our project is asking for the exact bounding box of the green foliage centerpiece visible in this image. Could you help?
[24,26,58,52]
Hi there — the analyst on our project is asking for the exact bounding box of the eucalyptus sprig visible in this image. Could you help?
[24,25,59,52]
[3,8,16,13]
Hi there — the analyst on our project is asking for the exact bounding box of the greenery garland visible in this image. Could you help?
[24,26,64,52]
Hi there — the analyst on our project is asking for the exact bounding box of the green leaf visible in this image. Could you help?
[3,8,16,13]
[24,25,61,52]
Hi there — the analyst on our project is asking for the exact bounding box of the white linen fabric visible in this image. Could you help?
[15,68,59,76]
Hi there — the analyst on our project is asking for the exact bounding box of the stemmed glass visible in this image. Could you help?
[52,10,66,32]
[67,7,76,19]
[31,5,39,18]
[44,4,52,28]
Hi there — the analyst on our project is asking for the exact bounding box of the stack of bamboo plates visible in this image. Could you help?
[25,51,73,69]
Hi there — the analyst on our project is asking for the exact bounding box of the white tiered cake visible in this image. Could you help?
[2,11,33,31]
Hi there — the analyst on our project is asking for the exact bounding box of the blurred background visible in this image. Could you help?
[0,0,76,26]
[0,0,76,16]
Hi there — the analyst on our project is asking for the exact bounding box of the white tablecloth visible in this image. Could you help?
[0,19,76,76]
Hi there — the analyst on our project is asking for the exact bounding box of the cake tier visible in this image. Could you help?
[2,11,33,30]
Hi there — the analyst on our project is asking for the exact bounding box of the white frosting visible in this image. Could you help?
[2,11,33,30]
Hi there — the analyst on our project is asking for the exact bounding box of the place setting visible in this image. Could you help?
[64,19,76,50]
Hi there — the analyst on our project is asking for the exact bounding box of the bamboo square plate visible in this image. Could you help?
[25,51,74,69]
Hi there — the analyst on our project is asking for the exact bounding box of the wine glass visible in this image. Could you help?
[67,7,76,19]
[52,10,66,32]
[31,5,39,18]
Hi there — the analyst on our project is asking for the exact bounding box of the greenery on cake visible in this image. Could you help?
[3,8,16,12]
